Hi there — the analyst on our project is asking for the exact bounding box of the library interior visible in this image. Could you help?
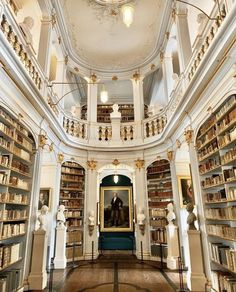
[0,0,235,291]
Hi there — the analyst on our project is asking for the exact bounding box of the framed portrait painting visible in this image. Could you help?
[177,176,195,207]
[100,186,133,232]
[38,188,52,211]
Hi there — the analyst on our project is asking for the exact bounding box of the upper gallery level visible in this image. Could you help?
[0,0,235,150]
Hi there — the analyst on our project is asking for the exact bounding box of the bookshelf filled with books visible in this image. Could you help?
[196,94,236,291]
[0,106,35,291]
[81,104,148,123]
[147,159,173,261]
[59,161,85,262]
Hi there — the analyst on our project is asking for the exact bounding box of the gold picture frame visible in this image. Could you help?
[177,176,194,207]
[100,186,133,232]
[38,188,52,211]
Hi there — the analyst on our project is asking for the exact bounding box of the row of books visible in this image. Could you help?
[0,122,14,139]
[61,174,84,181]
[216,271,236,292]
[0,269,21,292]
[9,176,29,190]
[209,242,236,272]
[205,206,236,220]
[66,210,83,218]
[149,201,170,208]
[150,218,167,228]
[0,209,27,221]
[13,145,30,161]
[216,95,236,120]
[201,174,224,188]
[220,111,236,132]
[207,224,236,240]
[199,156,221,174]
[218,128,236,149]
[223,168,236,182]
[66,230,83,244]
[147,165,170,173]
[1,223,25,238]
[149,209,166,217]
[148,181,172,188]
[0,192,28,204]
[148,191,172,198]
[66,219,83,228]
[59,201,83,208]
[0,137,11,151]
[196,127,216,149]
[0,154,10,167]
[61,182,84,189]
[60,191,83,199]
[197,115,216,137]
[0,171,8,184]
[0,243,21,268]
[221,146,236,164]
[198,140,218,161]
[11,159,30,175]
[15,133,32,152]
[150,229,167,243]
[61,167,84,175]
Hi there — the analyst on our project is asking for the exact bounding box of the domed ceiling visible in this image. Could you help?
[55,0,172,75]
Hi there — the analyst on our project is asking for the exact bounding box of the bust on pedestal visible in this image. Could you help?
[110,103,121,142]
[137,208,146,235]
[88,210,95,235]
[166,203,179,270]
[54,205,67,269]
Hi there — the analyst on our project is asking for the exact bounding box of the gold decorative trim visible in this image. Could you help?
[135,158,145,170]
[167,150,174,162]
[132,71,140,82]
[87,159,97,170]
[176,139,181,149]
[112,159,120,166]
[184,130,193,145]
[57,153,64,163]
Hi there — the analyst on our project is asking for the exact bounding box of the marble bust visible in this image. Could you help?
[167,202,176,224]
[57,205,66,226]
[88,210,95,226]
[38,205,49,230]
[137,208,146,225]
[186,203,197,230]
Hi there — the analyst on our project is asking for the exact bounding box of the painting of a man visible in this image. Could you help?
[101,187,133,232]
[38,189,51,210]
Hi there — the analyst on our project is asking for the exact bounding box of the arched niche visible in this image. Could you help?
[146,159,173,260]
[59,160,85,262]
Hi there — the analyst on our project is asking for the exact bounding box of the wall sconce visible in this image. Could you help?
[38,134,54,151]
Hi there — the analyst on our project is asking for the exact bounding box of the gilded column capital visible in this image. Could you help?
[135,159,145,170]
[87,159,97,171]
[167,150,174,162]
[184,129,194,145]
[57,153,64,164]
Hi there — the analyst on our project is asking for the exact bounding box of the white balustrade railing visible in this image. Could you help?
[63,116,88,140]
[143,114,167,139]
[120,123,134,141]
[98,123,112,141]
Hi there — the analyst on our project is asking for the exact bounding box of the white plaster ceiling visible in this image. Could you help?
[56,0,171,74]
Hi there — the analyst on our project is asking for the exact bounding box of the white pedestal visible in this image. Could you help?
[54,224,67,269]
[187,230,206,291]
[166,224,180,270]
[110,115,121,142]
[28,229,48,290]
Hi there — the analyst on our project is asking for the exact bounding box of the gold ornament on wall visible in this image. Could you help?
[133,71,140,82]
[90,73,97,84]
[87,159,97,171]
[112,75,118,81]
[184,130,193,145]
[112,159,120,166]
[135,159,145,170]
[57,153,64,164]
[38,134,54,151]
[167,150,174,162]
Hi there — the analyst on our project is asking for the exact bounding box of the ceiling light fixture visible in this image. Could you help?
[92,0,135,27]
[113,172,119,184]
[100,85,109,103]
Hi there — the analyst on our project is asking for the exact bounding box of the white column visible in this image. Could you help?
[188,141,211,282]
[132,78,144,121]
[134,166,150,260]
[166,223,180,269]
[175,6,192,72]
[84,168,99,260]
[87,83,98,122]
[162,54,174,99]
[54,224,67,269]
[37,17,53,76]
[110,107,121,143]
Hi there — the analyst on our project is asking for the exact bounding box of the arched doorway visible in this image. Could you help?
[99,174,135,251]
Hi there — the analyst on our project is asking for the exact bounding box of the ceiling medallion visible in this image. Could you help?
[85,0,136,27]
